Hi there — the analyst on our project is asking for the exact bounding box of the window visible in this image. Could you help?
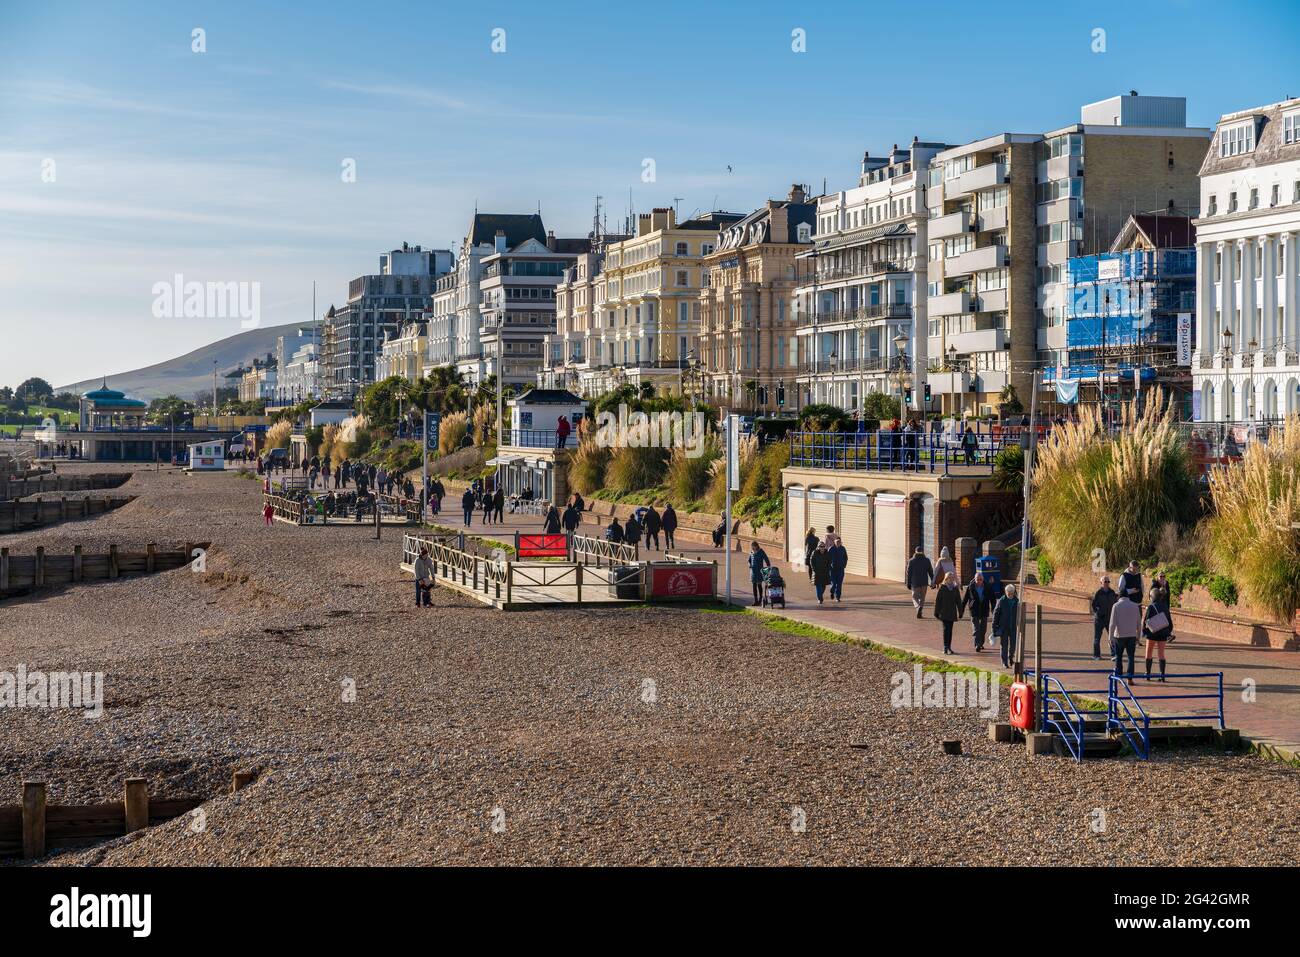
[675,242,689,256]
[675,270,688,287]
[1228,192,1238,213]
[701,243,714,255]
[1249,188,1259,210]
[1271,184,1281,207]
[1284,111,1300,145]
[1218,121,1256,157]
[1208,194,1217,216]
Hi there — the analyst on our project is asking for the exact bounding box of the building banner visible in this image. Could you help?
[1055,378,1080,405]
[1176,313,1193,366]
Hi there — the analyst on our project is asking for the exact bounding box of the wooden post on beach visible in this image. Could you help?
[34,546,45,588]
[73,544,83,582]
[109,544,119,578]
[1,547,9,592]
[124,777,149,833]
[22,781,46,858]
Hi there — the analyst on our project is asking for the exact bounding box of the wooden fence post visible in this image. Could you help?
[109,544,119,578]
[34,546,45,589]
[0,547,8,593]
[22,781,46,858]
[146,543,156,573]
[124,777,149,833]
[60,496,67,520]
[73,544,83,582]
[575,562,583,604]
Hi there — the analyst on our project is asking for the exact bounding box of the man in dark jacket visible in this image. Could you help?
[1117,562,1144,604]
[992,584,1022,668]
[561,503,581,533]
[827,540,848,602]
[661,504,678,549]
[963,571,995,652]
[493,486,505,523]
[461,487,476,525]
[643,505,662,551]
[905,546,934,618]
[1090,575,1119,660]
[623,513,642,549]
[605,517,624,543]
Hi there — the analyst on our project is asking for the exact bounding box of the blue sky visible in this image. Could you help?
[2,0,1298,390]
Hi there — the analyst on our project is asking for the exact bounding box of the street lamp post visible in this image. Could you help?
[892,330,909,419]
[1221,327,1234,422]
[1247,336,1258,423]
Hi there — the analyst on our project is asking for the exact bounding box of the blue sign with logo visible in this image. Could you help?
[424,412,440,452]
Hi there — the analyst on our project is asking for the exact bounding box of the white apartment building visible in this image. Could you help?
[796,139,949,413]
[1193,97,1300,420]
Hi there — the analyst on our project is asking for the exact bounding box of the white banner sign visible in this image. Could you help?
[1176,312,1192,366]
[727,415,740,491]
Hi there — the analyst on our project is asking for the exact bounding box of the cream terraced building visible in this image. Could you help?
[796,140,950,414]
[697,185,816,410]
[576,207,743,396]
[1193,97,1300,420]
[376,320,428,383]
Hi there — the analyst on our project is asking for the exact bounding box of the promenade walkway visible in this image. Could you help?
[429,501,1300,758]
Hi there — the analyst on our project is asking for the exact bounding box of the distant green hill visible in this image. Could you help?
[58,322,317,403]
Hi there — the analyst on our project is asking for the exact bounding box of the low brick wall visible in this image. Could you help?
[1025,565,1298,650]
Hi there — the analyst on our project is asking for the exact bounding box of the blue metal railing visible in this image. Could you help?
[506,429,563,449]
[1108,676,1150,760]
[788,427,1014,474]
[1039,673,1087,761]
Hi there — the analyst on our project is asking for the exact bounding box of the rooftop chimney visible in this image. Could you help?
[494,229,507,253]
[788,184,807,204]
[546,229,556,251]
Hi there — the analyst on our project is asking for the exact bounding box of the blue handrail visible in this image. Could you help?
[1108,676,1151,759]
[1037,672,1087,761]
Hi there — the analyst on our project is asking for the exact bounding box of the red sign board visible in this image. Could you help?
[517,533,568,558]
[650,565,714,600]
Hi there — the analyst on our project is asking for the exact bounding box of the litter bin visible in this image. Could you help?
[975,555,1001,596]
[608,565,642,600]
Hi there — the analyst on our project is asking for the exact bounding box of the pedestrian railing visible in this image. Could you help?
[376,493,422,523]
[572,533,639,567]
[1038,672,1088,761]
[1109,676,1150,760]
[264,493,305,524]
[787,429,1013,474]
[508,498,549,517]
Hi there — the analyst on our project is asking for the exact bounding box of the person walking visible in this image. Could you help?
[262,499,275,526]
[992,583,1021,668]
[1108,590,1142,681]
[322,461,331,487]
[461,486,476,526]
[961,425,978,466]
[542,504,562,535]
[623,512,642,549]
[803,527,820,581]
[555,414,572,449]
[828,538,848,602]
[963,571,995,652]
[1142,577,1175,682]
[933,546,956,586]
[481,488,494,525]
[661,504,678,550]
[905,545,934,618]
[413,546,436,607]
[492,486,505,523]
[809,541,832,605]
[605,516,625,544]
[1117,561,1144,604]
[933,572,964,654]
[1090,575,1119,661]
[747,540,771,606]
[644,505,662,551]
[561,501,581,534]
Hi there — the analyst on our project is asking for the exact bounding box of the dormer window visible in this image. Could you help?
[796,222,812,243]
[1284,111,1300,145]
[1218,120,1256,157]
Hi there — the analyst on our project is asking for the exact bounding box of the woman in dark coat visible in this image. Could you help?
[932,572,964,654]
[661,504,678,549]
[803,527,820,581]
[1142,573,1175,682]
[809,542,832,604]
[542,505,561,534]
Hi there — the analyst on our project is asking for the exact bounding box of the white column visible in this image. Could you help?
[1239,237,1256,344]
[1197,240,1215,353]
[1259,234,1277,353]
[1219,240,1235,341]
[1285,232,1300,353]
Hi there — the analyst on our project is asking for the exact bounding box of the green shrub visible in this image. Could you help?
[1205,574,1238,607]
[798,403,850,432]
[1036,551,1055,586]
[993,443,1024,492]
[666,436,720,503]
[605,445,669,494]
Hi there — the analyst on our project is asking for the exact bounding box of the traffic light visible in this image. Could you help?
[757,386,768,406]
[777,383,786,407]
[904,387,913,405]
[924,383,932,403]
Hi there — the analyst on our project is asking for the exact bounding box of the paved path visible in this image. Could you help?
[426,503,1300,758]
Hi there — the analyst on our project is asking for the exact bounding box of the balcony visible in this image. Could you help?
[975,205,1008,232]
[951,161,1007,197]
[1036,197,1082,227]
[928,209,970,240]
[929,290,972,317]
[927,370,971,395]
[947,244,1007,277]
[797,355,895,376]
[946,327,1006,354]
[810,260,911,284]
[974,288,1007,313]
[803,303,912,328]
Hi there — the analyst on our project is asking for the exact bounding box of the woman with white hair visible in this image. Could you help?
[991,583,1021,669]
[932,571,964,654]
[933,546,956,588]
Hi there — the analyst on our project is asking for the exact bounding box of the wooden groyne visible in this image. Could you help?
[0,495,135,533]
[0,472,130,502]
[0,542,209,598]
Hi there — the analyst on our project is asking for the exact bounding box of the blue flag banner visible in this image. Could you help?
[1055,378,1080,405]
[424,412,441,452]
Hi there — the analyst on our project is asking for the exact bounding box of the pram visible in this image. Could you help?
[762,566,786,608]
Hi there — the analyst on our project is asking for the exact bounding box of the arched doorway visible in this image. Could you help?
[1263,379,1277,420]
